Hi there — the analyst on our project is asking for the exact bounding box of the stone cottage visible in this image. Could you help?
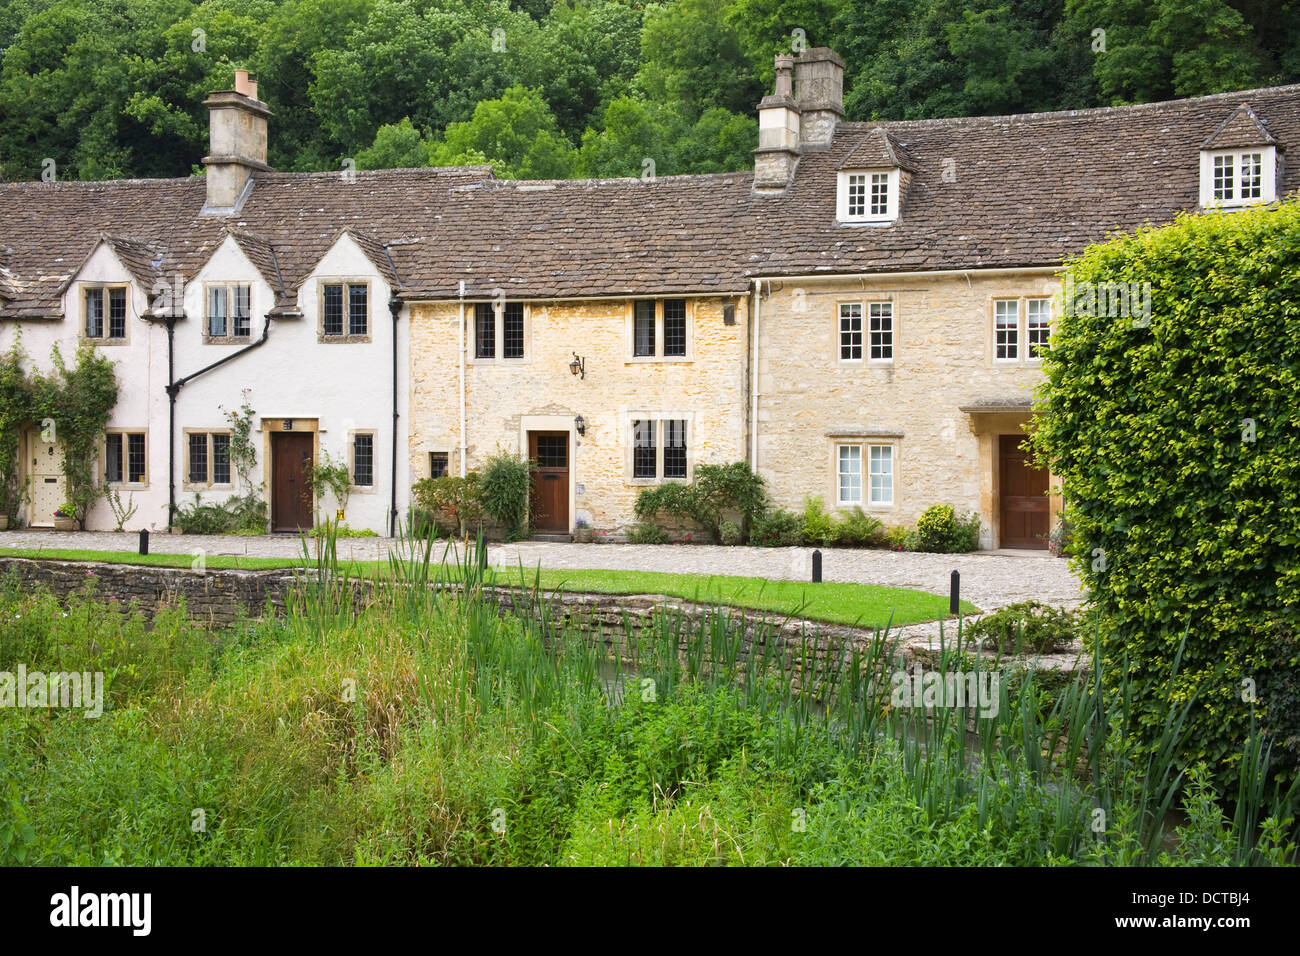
[1,52,1296,546]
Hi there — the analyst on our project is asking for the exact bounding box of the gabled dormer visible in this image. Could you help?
[1199,104,1282,209]
[837,129,915,224]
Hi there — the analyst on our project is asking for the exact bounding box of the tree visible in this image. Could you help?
[356,117,432,169]
[430,85,576,179]
[638,0,762,121]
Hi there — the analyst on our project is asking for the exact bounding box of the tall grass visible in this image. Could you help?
[0,524,1295,866]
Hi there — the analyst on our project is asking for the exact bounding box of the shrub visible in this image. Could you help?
[800,495,834,546]
[883,525,911,551]
[718,520,743,546]
[412,473,483,537]
[479,452,533,541]
[915,504,981,553]
[966,601,1086,655]
[1032,197,1300,786]
[1048,514,1072,558]
[832,508,883,547]
[749,509,802,547]
[634,461,767,542]
[626,523,668,544]
[174,494,236,534]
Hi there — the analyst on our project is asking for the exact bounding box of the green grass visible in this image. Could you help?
[0,546,976,627]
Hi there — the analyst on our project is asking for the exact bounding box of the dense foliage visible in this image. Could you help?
[1033,198,1300,786]
[915,503,982,553]
[1,541,1295,866]
[478,452,533,541]
[2,0,1296,182]
[634,461,768,543]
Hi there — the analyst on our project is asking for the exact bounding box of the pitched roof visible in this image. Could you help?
[1201,103,1278,149]
[1,84,1299,311]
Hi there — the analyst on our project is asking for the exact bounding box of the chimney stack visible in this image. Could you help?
[793,47,844,148]
[752,54,801,194]
[201,71,272,217]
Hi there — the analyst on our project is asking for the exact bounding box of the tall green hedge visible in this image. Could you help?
[1034,198,1300,785]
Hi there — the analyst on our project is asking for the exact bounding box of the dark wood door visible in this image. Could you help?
[528,431,569,533]
[999,433,1049,548]
[271,431,314,532]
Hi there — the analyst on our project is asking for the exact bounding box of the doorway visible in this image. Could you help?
[27,426,64,527]
[527,431,570,534]
[998,433,1049,548]
[271,431,314,532]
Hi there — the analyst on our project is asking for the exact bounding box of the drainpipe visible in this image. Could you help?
[166,312,274,525]
[389,294,400,536]
[750,278,762,471]
[458,280,467,477]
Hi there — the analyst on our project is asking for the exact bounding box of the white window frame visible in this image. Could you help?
[836,444,863,506]
[994,299,1019,362]
[1026,298,1052,361]
[838,302,863,362]
[626,414,692,484]
[868,301,894,363]
[867,444,894,507]
[837,169,899,223]
[1199,147,1277,208]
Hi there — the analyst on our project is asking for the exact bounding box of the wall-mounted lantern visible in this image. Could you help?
[569,352,586,379]
[575,415,586,436]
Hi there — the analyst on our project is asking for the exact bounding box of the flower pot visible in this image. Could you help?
[53,516,77,531]
[574,528,593,544]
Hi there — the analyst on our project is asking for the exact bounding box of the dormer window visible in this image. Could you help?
[1201,149,1274,207]
[838,169,898,223]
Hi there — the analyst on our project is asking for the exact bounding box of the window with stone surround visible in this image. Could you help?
[1027,298,1051,359]
[83,286,128,343]
[351,431,375,488]
[627,299,691,361]
[185,431,231,487]
[629,415,690,482]
[205,283,252,342]
[319,281,370,342]
[104,430,147,486]
[429,451,449,479]
[994,299,1019,361]
[473,301,529,362]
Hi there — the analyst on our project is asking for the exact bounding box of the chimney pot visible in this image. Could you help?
[234,69,251,97]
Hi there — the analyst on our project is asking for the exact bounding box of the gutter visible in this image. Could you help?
[750,265,1062,284]
[750,279,762,471]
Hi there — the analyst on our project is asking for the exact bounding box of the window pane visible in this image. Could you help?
[189,433,208,483]
[663,299,686,356]
[839,303,863,360]
[663,419,687,478]
[108,288,126,338]
[475,303,495,359]
[348,285,367,335]
[1027,298,1051,358]
[869,445,893,505]
[634,300,655,356]
[353,434,374,486]
[632,419,656,479]
[995,300,1018,360]
[1213,154,1234,201]
[838,445,862,504]
[127,433,146,483]
[208,287,227,337]
[213,434,231,484]
[847,174,866,217]
[429,452,448,479]
[1240,152,1262,199]
[870,173,889,216]
[503,302,524,358]
[535,435,567,468]
[233,286,251,337]
[85,288,103,338]
[105,433,123,483]
[323,285,344,335]
[869,302,892,360]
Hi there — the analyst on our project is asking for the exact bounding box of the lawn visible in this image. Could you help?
[0,546,976,627]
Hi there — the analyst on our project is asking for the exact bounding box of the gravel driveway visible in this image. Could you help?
[1,529,1082,614]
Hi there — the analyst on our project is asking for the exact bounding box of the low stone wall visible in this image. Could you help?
[0,557,1086,684]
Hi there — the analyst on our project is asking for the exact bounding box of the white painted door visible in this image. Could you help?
[28,429,64,526]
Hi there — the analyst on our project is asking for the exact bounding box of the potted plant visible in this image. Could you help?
[53,502,78,531]
[573,518,593,543]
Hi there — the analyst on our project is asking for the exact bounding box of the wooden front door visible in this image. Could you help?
[271,432,314,532]
[28,427,64,527]
[999,433,1049,548]
[527,431,569,534]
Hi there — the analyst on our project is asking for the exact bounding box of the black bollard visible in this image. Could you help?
[949,570,960,614]
[812,549,822,583]
[139,528,149,556]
